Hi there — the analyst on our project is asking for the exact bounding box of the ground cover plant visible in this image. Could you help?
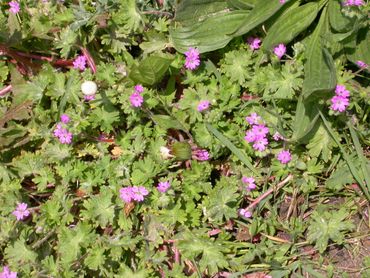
[0,0,369,277]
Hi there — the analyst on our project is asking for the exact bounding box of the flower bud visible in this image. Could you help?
[172,142,192,161]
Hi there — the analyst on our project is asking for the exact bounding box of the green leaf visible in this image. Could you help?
[89,106,120,133]
[262,3,319,51]
[328,0,353,33]
[206,124,259,176]
[85,247,106,271]
[231,0,287,37]
[292,96,320,142]
[151,114,186,132]
[307,208,354,253]
[202,177,239,223]
[302,8,336,98]
[5,238,38,264]
[227,0,255,10]
[81,188,115,228]
[170,10,248,53]
[346,27,370,68]
[129,56,173,86]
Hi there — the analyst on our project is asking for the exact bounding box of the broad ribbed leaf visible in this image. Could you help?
[346,27,370,67]
[129,56,172,85]
[170,10,249,53]
[328,0,354,33]
[151,114,186,131]
[231,0,290,37]
[262,3,319,51]
[227,0,255,10]
[302,9,336,98]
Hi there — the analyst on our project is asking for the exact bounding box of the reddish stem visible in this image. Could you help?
[245,174,293,212]
[81,47,97,74]
[0,85,12,96]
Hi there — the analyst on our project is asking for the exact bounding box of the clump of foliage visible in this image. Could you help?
[0,0,369,277]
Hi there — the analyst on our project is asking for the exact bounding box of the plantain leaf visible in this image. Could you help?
[227,0,255,10]
[328,0,354,33]
[170,10,249,53]
[262,3,319,51]
[231,0,289,37]
[302,8,336,98]
[129,55,173,86]
[345,27,370,68]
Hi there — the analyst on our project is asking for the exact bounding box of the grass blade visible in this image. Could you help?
[318,110,370,200]
[206,124,260,177]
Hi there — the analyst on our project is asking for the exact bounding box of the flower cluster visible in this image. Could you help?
[119,186,149,203]
[244,113,269,152]
[53,114,73,144]
[343,0,364,6]
[192,149,210,161]
[157,181,171,193]
[0,266,17,278]
[330,85,350,112]
[73,55,87,71]
[184,47,200,70]
[239,208,252,219]
[12,203,30,221]
[274,44,286,59]
[276,149,292,164]
[8,1,20,14]
[129,84,144,107]
[247,37,261,51]
[197,100,210,112]
[242,176,256,191]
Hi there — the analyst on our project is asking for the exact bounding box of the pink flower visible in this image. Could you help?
[84,94,95,101]
[274,44,286,59]
[60,114,70,124]
[157,181,171,193]
[53,123,64,138]
[242,176,256,191]
[330,95,349,112]
[58,130,73,144]
[8,1,20,14]
[193,149,210,161]
[73,55,87,71]
[247,37,261,50]
[129,92,144,107]
[131,186,149,202]
[0,266,17,278]
[239,208,252,218]
[343,0,364,6]
[244,130,257,143]
[335,85,350,98]
[184,47,200,70]
[119,187,134,203]
[277,150,292,164]
[197,100,210,112]
[245,112,261,125]
[134,84,144,93]
[251,124,269,138]
[120,186,149,203]
[279,0,286,4]
[12,203,30,221]
[253,137,269,152]
[356,60,368,68]
[273,132,284,141]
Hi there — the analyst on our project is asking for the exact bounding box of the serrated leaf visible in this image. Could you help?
[306,121,336,162]
[129,56,172,86]
[307,208,354,253]
[85,247,106,271]
[262,3,319,51]
[302,9,336,98]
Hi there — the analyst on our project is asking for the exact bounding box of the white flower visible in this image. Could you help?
[81,81,98,96]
